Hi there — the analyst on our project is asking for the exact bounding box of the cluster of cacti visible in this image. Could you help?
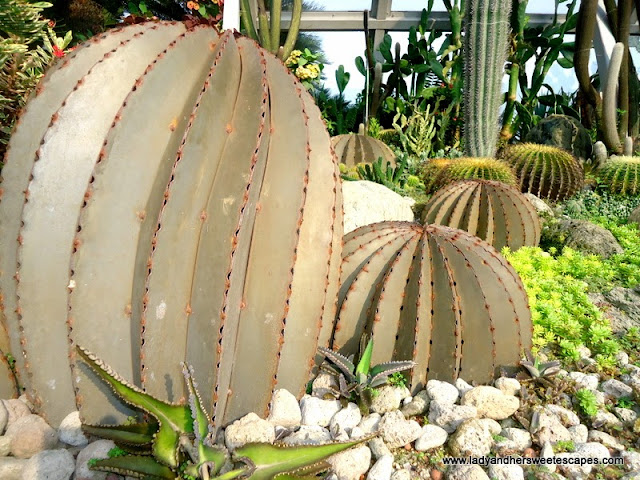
[463,0,513,157]
[77,346,367,479]
[240,0,301,60]
[422,180,541,250]
[501,143,584,201]
[332,221,533,388]
[596,156,640,195]
[0,23,343,428]
[392,105,437,158]
[331,128,397,168]
[431,157,517,192]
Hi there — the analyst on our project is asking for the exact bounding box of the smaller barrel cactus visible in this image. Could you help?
[432,157,517,192]
[502,143,584,201]
[422,180,541,250]
[596,156,640,195]
[332,133,396,167]
[422,158,452,193]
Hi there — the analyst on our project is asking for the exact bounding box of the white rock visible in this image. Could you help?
[378,411,422,448]
[487,464,524,480]
[545,405,581,427]
[0,402,8,435]
[370,386,403,415]
[401,390,430,418]
[327,444,371,480]
[616,351,630,366]
[0,435,11,456]
[540,441,556,473]
[267,389,302,428]
[6,415,57,458]
[613,407,637,426]
[300,395,341,427]
[426,380,459,404]
[524,194,554,216]
[368,437,391,459]
[455,378,473,396]
[446,465,490,480]
[75,440,116,480]
[461,386,519,420]
[367,455,393,480]
[342,181,415,234]
[568,424,588,444]
[350,426,365,439]
[622,473,640,480]
[57,411,88,446]
[574,441,611,459]
[414,424,448,451]
[448,418,500,457]
[494,378,521,397]
[601,379,634,399]
[568,372,599,391]
[358,414,381,435]
[2,400,30,430]
[283,425,332,445]
[587,430,625,450]
[428,400,477,433]
[592,410,622,429]
[225,412,275,450]
[21,449,74,480]
[494,428,532,452]
[330,403,362,435]
[531,407,572,445]
[556,452,593,479]
[312,373,339,399]
[0,458,27,480]
[391,469,411,480]
[576,346,591,359]
[622,451,640,471]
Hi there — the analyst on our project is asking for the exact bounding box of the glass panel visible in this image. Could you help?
[302,0,372,11]
[391,0,447,11]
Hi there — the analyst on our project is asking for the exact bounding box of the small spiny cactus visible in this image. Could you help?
[422,180,541,250]
[432,157,517,191]
[501,143,584,201]
[596,156,640,195]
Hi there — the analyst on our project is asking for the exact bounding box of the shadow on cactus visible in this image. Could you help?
[317,335,415,414]
[76,346,370,480]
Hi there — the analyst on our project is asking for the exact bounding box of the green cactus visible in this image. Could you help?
[332,221,533,388]
[596,156,640,195]
[502,143,585,201]
[0,24,343,428]
[331,133,396,168]
[463,0,513,157]
[356,156,408,191]
[422,158,453,194]
[432,157,517,191]
[77,346,369,480]
[422,180,541,250]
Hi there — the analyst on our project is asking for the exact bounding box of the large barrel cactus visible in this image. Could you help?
[502,143,584,201]
[0,23,343,428]
[331,133,396,167]
[333,222,532,390]
[596,156,640,195]
[422,180,541,250]
[432,157,516,192]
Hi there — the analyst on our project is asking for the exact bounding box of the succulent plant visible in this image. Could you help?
[356,156,409,191]
[331,133,396,168]
[77,345,369,480]
[318,335,415,413]
[432,157,517,191]
[501,143,585,201]
[519,350,562,382]
[596,156,640,195]
[463,0,513,158]
[332,221,533,389]
[422,180,541,250]
[0,23,343,428]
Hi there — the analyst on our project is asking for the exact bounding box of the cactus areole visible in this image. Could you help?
[334,222,532,389]
[0,22,343,428]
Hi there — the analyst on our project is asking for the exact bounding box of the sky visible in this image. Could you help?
[302,0,633,101]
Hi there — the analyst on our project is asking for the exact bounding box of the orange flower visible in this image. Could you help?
[52,45,65,58]
[187,1,200,9]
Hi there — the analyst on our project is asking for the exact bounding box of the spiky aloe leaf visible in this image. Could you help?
[91,455,176,479]
[233,437,371,480]
[355,338,373,378]
[368,361,416,388]
[317,347,355,382]
[76,346,192,468]
[81,422,158,446]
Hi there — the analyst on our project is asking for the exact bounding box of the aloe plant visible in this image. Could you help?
[78,345,369,480]
[318,335,415,414]
[356,156,408,192]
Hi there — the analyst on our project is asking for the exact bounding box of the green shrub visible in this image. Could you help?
[558,190,640,224]
[503,247,619,362]
[575,388,599,417]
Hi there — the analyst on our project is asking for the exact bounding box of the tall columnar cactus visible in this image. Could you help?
[596,156,640,195]
[331,133,396,168]
[422,180,541,250]
[432,157,517,192]
[332,222,532,389]
[502,143,585,201]
[463,0,513,157]
[0,23,343,428]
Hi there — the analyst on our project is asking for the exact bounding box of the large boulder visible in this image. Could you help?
[342,181,415,233]
[524,114,592,163]
[630,205,640,226]
[544,218,623,258]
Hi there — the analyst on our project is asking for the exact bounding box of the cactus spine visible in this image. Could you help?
[463,0,513,157]
[0,24,343,428]
[422,180,541,250]
[333,222,532,388]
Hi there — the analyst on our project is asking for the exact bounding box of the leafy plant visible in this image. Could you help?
[553,440,576,453]
[387,372,408,389]
[314,66,360,135]
[78,345,369,480]
[357,156,409,193]
[284,48,323,91]
[318,335,415,414]
[392,104,436,159]
[520,350,562,383]
[575,388,599,417]
[617,397,636,409]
